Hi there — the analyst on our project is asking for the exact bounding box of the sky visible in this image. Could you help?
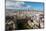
[6,0,44,11]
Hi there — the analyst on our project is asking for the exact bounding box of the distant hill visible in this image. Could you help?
[5,9,44,13]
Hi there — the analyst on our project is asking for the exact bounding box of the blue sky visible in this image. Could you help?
[25,2,44,11]
[6,1,44,11]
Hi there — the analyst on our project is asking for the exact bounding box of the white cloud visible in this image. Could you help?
[6,1,25,9]
[6,0,31,10]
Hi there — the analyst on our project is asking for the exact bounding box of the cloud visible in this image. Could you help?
[6,0,31,10]
[15,2,26,8]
